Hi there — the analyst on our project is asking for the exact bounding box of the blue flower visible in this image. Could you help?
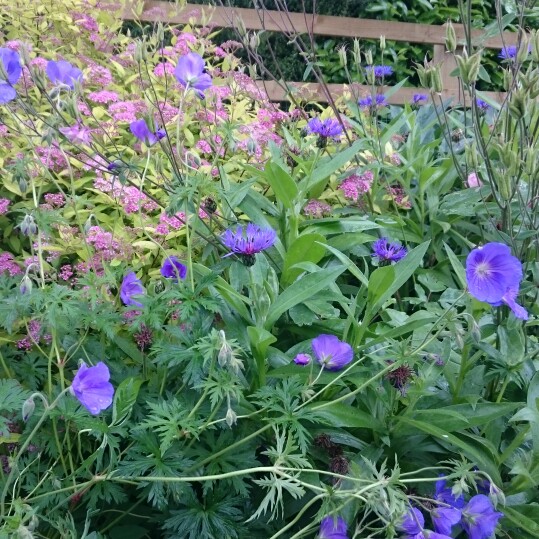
[358,94,387,108]
[475,98,490,112]
[161,256,187,281]
[222,224,276,265]
[365,65,393,78]
[399,507,453,539]
[435,476,465,508]
[293,353,311,366]
[71,362,114,415]
[499,45,517,60]
[312,334,353,371]
[46,60,83,89]
[466,242,528,320]
[461,495,503,539]
[130,119,165,146]
[372,237,407,264]
[307,117,343,138]
[120,272,145,307]
[174,52,212,98]
[318,516,349,539]
[412,93,428,105]
[0,48,22,104]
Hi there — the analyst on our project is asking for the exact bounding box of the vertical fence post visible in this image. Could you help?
[432,43,461,100]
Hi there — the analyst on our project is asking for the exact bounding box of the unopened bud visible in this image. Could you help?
[431,65,443,93]
[352,39,361,65]
[337,46,348,68]
[380,35,386,51]
[19,214,37,236]
[532,30,539,62]
[22,396,36,421]
[516,37,530,64]
[83,214,95,235]
[446,21,457,53]
[248,32,260,51]
[156,23,165,43]
[225,407,237,427]
[18,176,28,194]
[364,50,373,66]
[20,275,33,295]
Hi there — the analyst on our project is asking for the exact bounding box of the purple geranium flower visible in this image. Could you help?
[293,353,311,366]
[222,224,276,265]
[130,119,165,146]
[307,117,343,138]
[432,506,461,536]
[59,123,92,145]
[318,516,349,539]
[372,237,407,264]
[435,476,465,509]
[71,362,114,415]
[399,507,453,539]
[365,65,393,78]
[161,256,187,281]
[174,52,212,98]
[312,334,353,371]
[46,60,83,89]
[358,94,387,108]
[0,48,22,104]
[120,272,145,307]
[461,495,503,539]
[466,242,528,320]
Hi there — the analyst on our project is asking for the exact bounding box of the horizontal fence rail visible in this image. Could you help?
[121,0,517,104]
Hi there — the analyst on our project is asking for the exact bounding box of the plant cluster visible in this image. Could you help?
[0,1,538,538]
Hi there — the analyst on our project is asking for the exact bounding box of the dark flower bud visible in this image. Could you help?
[19,214,37,236]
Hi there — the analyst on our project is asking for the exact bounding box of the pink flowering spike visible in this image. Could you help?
[120,272,145,307]
[312,334,354,371]
[174,52,212,97]
[71,362,114,415]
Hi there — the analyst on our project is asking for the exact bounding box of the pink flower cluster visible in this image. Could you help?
[108,100,146,123]
[86,226,133,261]
[43,193,65,208]
[88,90,119,103]
[339,171,374,201]
[17,320,51,351]
[35,146,68,172]
[155,212,186,236]
[303,199,332,218]
[0,198,10,215]
[386,186,411,209]
[0,252,22,276]
[93,176,158,214]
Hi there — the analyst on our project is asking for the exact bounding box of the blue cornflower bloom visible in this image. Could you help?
[174,52,212,98]
[461,495,503,539]
[399,507,453,539]
[358,94,387,108]
[475,98,490,112]
[498,45,517,60]
[466,242,528,320]
[161,256,187,281]
[318,516,349,539]
[312,334,353,371]
[130,119,165,146]
[365,65,394,78]
[307,117,343,138]
[120,272,146,307]
[372,237,407,264]
[222,224,276,265]
[71,362,114,415]
[0,48,22,104]
[412,93,428,105]
[46,60,83,89]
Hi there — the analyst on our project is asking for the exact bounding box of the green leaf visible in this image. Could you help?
[366,241,430,317]
[264,266,345,329]
[282,233,326,285]
[264,162,298,210]
[112,376,143,426]
[247,326,277,360]
[444,242,467,289]
[503,506,539,537]
[397,417,501,483]
[306,402,383,431]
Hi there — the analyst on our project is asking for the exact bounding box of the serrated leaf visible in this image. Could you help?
[112,376,143,426]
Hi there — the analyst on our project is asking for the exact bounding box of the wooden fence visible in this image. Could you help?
[122,0,518,104]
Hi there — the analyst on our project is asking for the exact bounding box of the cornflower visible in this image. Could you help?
[222,224,276,266]
[372,237,407,264]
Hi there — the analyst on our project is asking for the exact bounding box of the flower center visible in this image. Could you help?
[475,261,491,278]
